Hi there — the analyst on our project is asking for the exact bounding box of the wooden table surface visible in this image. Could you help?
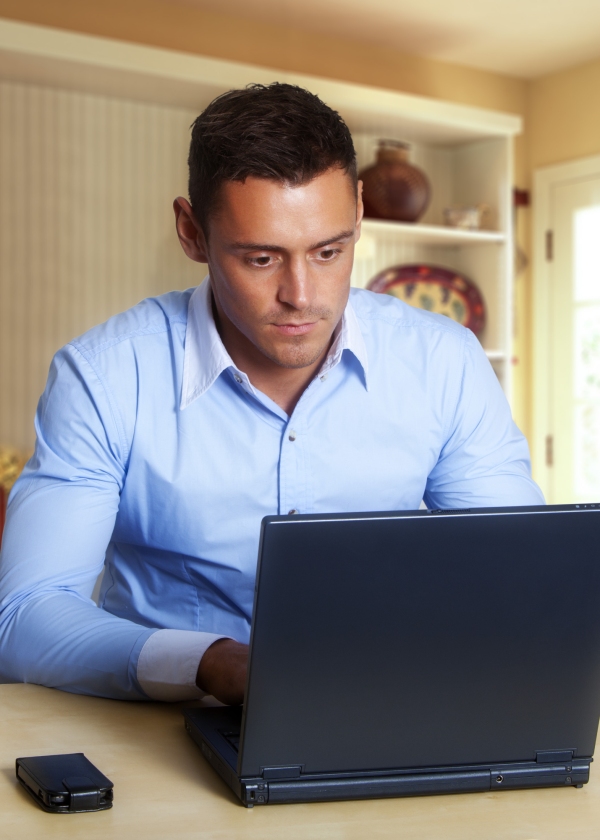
[1,684,599,839]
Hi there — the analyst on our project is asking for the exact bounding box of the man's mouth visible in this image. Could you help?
[272,322,318,336]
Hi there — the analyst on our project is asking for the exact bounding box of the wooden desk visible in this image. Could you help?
[0,684,598,840]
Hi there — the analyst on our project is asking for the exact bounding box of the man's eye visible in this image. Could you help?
[248,256,272,267]
[318,248,340,260]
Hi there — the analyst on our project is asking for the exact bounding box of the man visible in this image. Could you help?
[0,84,544,704]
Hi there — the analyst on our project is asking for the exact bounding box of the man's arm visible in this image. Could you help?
[424,329,545,509]
[0,344,248,703]
[0,346,158,698]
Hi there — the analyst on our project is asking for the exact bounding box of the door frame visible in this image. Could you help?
[533,154,600,501]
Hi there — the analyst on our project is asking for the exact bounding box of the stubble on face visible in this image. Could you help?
[255,304,337,369]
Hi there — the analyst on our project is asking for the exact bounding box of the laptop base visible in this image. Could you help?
[184,707,590,807]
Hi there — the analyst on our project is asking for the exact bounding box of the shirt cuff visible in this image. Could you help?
[137,629,228,701]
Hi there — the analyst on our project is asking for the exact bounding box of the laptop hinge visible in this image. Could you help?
[261,765,302,780]
[536,749,575,763]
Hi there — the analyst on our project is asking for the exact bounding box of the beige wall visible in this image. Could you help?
[529,57,600,171]
[8,0,600,446]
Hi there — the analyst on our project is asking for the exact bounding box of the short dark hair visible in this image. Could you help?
[188,83,357,233]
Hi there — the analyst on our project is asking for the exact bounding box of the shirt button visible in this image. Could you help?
[288,509,299,515]
[320,374,328,382]
[234,374,242,384]
[288,430,297,441]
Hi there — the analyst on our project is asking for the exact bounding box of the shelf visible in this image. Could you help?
[0,20,522,143]
[485,351,507,361]
[360,219,506,247]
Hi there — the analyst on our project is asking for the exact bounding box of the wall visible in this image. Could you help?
[0,82,202,449]
[529,57,600,171]
[0,1,529,171]
[0,1,535,436]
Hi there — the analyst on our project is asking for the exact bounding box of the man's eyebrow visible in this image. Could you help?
[309,230,355,250]
[229,230,355,252]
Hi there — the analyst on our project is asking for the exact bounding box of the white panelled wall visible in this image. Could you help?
[0,81,203,450]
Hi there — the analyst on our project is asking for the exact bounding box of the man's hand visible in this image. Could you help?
[196,638,249,705]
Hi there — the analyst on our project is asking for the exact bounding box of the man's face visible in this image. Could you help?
[200,167,362,370]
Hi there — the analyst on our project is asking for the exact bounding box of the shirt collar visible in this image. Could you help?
[180,277,369,410]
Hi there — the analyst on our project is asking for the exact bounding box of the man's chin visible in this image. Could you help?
[260,340,329,370]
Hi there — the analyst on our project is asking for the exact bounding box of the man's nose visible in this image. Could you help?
[277,256,314,311]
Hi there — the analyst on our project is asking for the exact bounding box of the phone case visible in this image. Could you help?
[15,753,114,813]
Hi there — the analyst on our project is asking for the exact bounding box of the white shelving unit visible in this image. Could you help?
[358,220,506,246]
[350,130,516,387]
[0,18,521,397]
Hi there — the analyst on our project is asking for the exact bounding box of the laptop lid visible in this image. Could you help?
[237,504,600,779]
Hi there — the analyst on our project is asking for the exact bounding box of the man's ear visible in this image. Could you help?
[355,180,364,241]
[173,197,209,263]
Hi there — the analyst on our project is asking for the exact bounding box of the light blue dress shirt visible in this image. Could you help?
[0,280,544,700]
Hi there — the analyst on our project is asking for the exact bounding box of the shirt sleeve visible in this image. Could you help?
[137,629,228,701]
[424,330,545,509]
[0,344,156,699]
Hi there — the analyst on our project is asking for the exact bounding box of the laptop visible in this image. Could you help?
[184,504,600,807]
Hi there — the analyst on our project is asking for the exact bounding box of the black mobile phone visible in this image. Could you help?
[15,753,113,813]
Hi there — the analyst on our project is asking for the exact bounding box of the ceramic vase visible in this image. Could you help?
[359,141,431,223]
